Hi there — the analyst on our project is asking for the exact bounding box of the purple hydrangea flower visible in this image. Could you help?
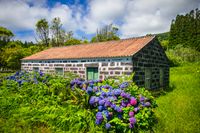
[134,107,140,113]
[129,117,136,124]
[120,92,126,98]
[129,123,134,128]
[111,104,116,109]
[96,112,104,121]
[140,96,145,102]
[119,82,129,89]
[105,101,111,107]
[144,102,151,107]
[89,96,96,105]
[93,86,98,92]
[129,111,134,117]
[101,92,107,97]
[95,119,101,125]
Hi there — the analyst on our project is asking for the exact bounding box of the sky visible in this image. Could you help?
[0,0,200,42]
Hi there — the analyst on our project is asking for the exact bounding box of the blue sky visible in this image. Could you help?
[0,0,200,42]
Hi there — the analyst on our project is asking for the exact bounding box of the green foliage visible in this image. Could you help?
[0,71,100,132]
[169,8,200,51]
[36,18,50,46]
[166,45,200,66]
[64,38,81,46]
[91,24,120,42]
[50,17,66,47]
[154,63,200,132]
[0,41,44,70]
[0,26,14,41]
[0,72,157,132]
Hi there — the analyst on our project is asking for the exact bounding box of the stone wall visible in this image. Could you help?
[132,38,169,89]
[21,59,133,80]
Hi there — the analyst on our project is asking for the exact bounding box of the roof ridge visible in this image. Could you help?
[50,35,155,49]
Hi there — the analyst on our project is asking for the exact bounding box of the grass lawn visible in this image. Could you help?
[153,63,200,132]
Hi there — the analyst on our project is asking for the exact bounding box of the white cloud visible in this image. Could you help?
[0,0,199,42]
[80,0,128,33]
[120,0,200,37]
[0,0,48,31]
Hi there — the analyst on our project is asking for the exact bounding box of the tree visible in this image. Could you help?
[0,26,14,48]
[91,24,120,42]
[36,19,49,46]
[169,8,200,51]
[64,31,82,46]
[50,17,65,47]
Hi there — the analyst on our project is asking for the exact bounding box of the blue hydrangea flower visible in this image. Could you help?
[105,101,111,107]
[98,105,104,111]
[111,104,116,109]
[105,123,111,129]
[99,99,105,106]
[89,96,96,105]
[86,87,93,94]
[96,112,104,121]
[114,89,121,96]
[95,119,101,125]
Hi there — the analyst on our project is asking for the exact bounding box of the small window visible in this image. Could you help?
[55,68,64,75]
[160,68,164,87]
[71,60,78,63]
[33,67,39,72]
[145,68,151,89]
[87,67,98,80]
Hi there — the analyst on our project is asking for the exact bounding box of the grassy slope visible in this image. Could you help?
[154,63,200,132]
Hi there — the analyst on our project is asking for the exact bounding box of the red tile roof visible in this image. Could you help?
[22,36,155,60]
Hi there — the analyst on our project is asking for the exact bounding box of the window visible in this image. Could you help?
[55,68,64,75]
[160,68,164,87]
[87,67,98,80]
[145,68,151,89]
[33,67,39,72]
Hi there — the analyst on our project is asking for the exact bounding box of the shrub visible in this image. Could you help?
[70,74,157,132]
[0,71,157,132]
[166,45,200,66]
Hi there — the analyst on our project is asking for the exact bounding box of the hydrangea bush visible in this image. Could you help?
[70,74,157,132]
[2,71,157,132]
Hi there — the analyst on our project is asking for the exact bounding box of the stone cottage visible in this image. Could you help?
[21,35,169,89]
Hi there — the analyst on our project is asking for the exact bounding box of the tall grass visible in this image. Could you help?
[154,63,200,132]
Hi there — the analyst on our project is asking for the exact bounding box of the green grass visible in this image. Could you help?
[154,63,200,132]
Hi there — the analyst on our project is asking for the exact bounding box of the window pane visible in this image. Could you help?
[33,67,39,72]
[55,68,63,75]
